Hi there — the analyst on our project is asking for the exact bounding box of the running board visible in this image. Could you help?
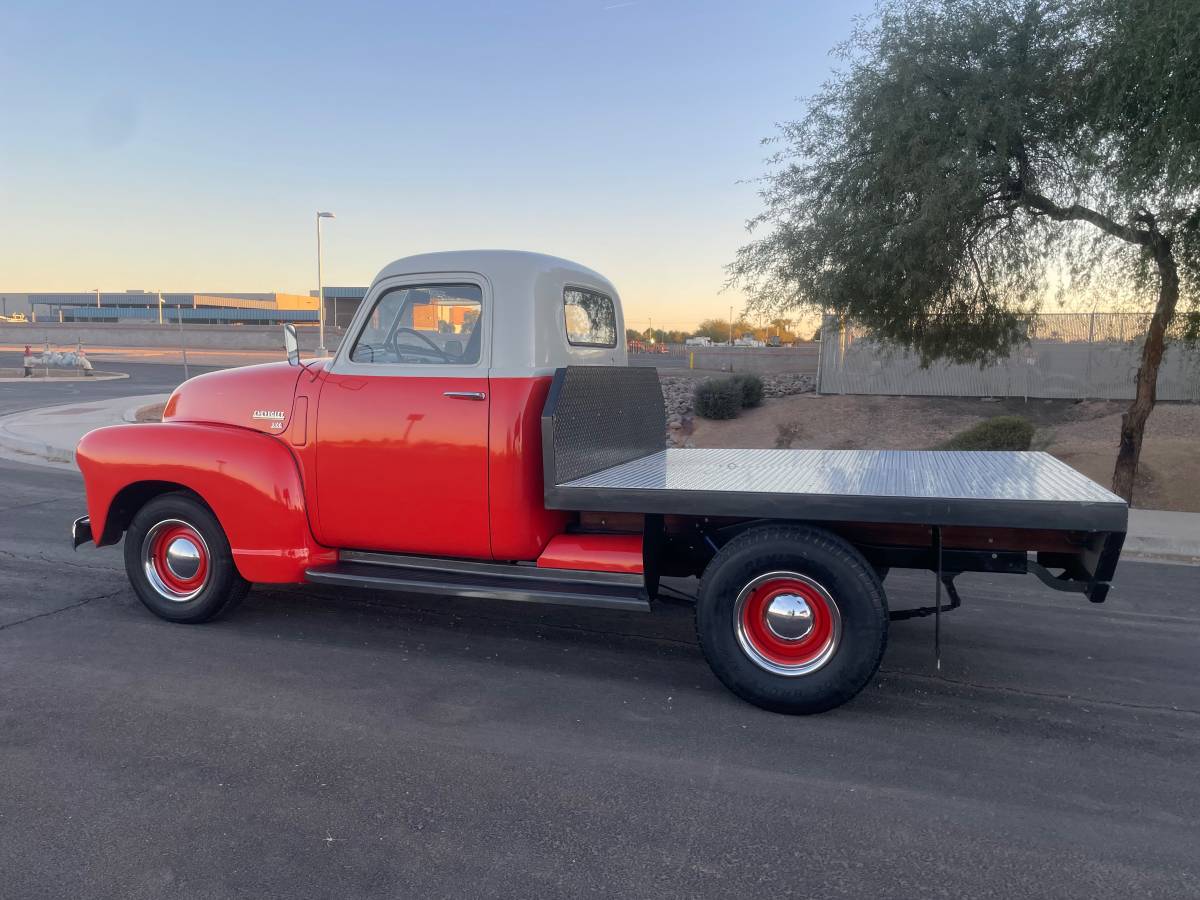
[304,555,651,613]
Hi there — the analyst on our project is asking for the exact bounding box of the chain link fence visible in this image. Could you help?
[627,341,820,374]
[816,312,1200,401]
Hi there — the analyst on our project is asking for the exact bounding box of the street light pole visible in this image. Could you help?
[316,211,336,356]
[174,296,190,382]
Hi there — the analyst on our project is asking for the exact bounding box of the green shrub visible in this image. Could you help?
[939,416,1035,451]
[735,374,764,408]
[694,378,744,419]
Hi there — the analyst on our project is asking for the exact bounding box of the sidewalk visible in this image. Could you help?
[1124,510,1200,564]
[1,395,1197,564]
[0,394,168,468]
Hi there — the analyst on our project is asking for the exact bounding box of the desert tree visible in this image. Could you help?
[731,0,1199,500]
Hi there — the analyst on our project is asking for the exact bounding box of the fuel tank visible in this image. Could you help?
[163,361,308,435]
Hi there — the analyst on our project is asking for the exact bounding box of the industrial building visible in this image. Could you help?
[0,287,369,327]
[317,287,369,329]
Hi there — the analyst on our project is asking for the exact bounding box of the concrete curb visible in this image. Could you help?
[0,371,130,383]
[0,394,169,471]
[0,426,77,467]
[1123,510,1200,565]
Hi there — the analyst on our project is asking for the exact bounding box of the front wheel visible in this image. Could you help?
[124,493,250,623]
[696,525,888,714]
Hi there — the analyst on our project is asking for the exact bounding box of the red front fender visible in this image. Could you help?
[76,422,335,583]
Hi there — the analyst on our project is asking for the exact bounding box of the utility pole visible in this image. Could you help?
[729,306,734,345]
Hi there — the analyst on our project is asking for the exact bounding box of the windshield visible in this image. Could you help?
[350,284,482,365]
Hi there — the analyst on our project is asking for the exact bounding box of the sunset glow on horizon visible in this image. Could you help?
[0,0,875,331]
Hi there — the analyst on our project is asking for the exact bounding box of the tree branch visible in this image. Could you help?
[1019,190,1155,246]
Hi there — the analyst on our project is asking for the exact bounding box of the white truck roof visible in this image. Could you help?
[342,250,627,377]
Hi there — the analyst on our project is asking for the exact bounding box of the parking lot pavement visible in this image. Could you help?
[0,353,217,418]
[1,456,1197,900]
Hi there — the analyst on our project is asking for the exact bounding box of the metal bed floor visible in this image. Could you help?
[553,449,1128,531]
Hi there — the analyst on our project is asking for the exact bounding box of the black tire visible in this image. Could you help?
[696,525,888,714]
[123,492,250,624]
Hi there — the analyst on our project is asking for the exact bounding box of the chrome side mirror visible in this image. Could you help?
[283,324,300,366]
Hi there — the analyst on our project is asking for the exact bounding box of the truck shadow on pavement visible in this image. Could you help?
[133,563,1200,729]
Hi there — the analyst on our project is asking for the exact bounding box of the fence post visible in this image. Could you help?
[814,314,828,395]
[1089,309,1099,398]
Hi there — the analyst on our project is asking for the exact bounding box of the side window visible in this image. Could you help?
[564,287,616,348]
[350,284,483,365]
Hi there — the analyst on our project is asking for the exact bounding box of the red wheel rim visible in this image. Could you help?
[734,572,841,676]
[142,520,210,601]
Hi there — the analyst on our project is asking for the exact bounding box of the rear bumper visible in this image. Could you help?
[71,515,93,550]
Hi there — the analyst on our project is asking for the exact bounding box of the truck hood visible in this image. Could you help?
[163,360,325,435]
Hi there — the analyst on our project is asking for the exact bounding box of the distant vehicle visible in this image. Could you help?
[627,339,648,353]
[685,336,712,347]
[1,312,28,323]
[767,335,782,347]
[734,334,765,347]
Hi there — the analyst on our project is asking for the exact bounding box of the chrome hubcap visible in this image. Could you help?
[764,594,815,641]
[734,571,843,677]
[141,519,210,602]
[165,538,202,580]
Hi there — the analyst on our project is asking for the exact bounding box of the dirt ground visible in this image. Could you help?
[135,401,167,422]
[691,394,1200,511]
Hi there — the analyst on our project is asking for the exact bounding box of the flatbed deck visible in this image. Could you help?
[540,366,1128,534]
[551,447,1128,531]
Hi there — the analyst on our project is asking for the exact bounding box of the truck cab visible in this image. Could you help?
[300,251,625,561]
[73,250,1128,715]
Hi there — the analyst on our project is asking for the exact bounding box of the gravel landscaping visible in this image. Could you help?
[660,372,815,446]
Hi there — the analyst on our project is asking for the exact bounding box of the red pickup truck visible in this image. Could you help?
[73,250,1128,714]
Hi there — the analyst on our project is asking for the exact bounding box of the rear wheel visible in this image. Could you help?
[696,525,887,714]
[124,493,250,623]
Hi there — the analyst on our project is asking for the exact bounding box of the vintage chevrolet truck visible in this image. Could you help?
[72,250,1128,714]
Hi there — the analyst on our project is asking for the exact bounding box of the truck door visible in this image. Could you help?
[314,280,492,558]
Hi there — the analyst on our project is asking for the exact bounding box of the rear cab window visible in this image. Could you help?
[564,287,616,348]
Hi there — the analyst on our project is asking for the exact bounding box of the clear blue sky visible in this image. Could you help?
[0,0,873,330]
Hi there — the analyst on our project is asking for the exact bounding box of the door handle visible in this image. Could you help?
[443,391,487,401]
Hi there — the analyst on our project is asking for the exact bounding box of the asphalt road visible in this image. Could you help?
[1,454,1197,899]
[0,353,219,418]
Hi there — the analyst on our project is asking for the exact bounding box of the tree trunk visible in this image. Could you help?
[1111,240,1180,503]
